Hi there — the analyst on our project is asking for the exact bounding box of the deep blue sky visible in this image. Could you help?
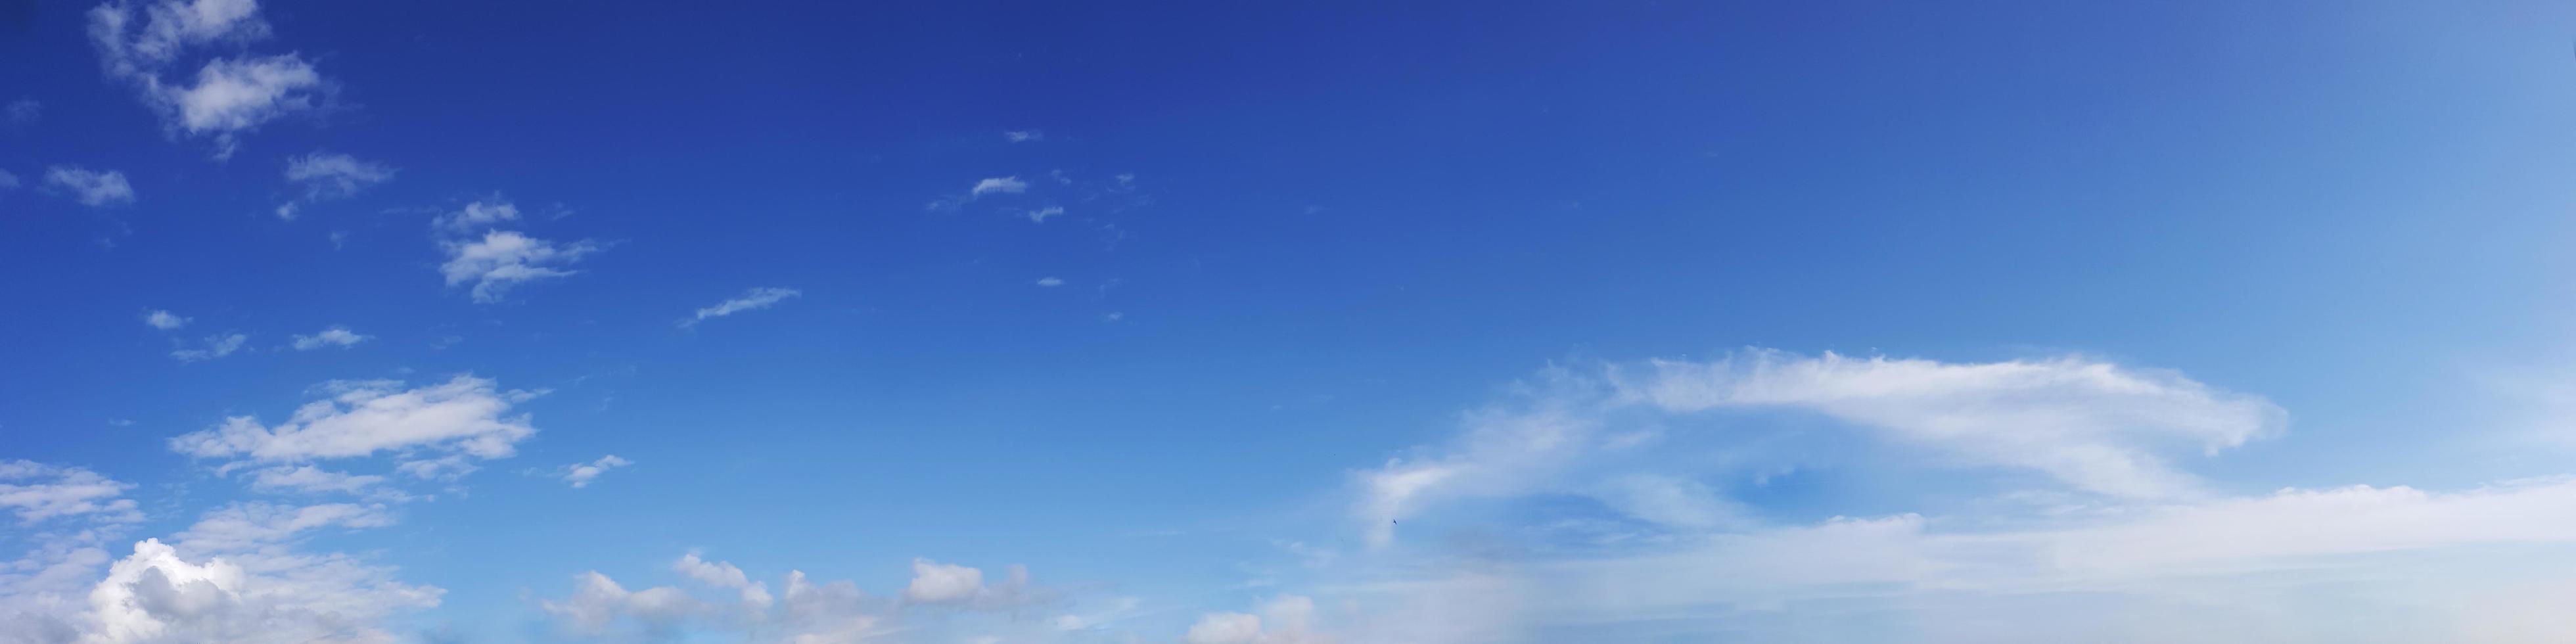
[5,1,2576,643]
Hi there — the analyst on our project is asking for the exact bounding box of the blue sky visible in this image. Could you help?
[5,1,2576,642]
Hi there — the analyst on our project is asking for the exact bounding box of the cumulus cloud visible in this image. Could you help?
[44,166,136,207]
[168,333,246,362]
[87,0,329,158]
[167,375,541,467]
[438,230,600,303]
[681,287,800,329]
[286,326,367,350]
[78,502,438,644]
[559,455,630,488]
[900,558,1052,611]
[141,310,189,331]
[971,177,1027,196]
[542,554,892,643]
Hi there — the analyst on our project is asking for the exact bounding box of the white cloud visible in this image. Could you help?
[1005,130,1042,143]
[0,461,141,524]
[274,152,392,218]
[439,230,600,303]
[167,375,541,466]
[244,465,384,495]
[900,558,1051,610]
[1360,351,2284,545]
[87,0,327,158]
[1036,277,1064,287]
[1184,599,1331,644]
[971,177,1027,196]
[287,326,368,350]
[78,502,438,644]
[541,555,890,643]
[429,200,519,235]
[44,166,135,207]
[141,310,189,331]
[0,170,18,190]
[681,287,800,329]
[1026,205,1063,223]
[559,455,631,488]
[168,333,246,362]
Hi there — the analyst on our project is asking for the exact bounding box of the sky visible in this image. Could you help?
[4,1,2576,642]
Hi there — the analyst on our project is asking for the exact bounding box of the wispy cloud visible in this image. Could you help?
[559,455,631,488]
[87,0,331,158]
[170,333,246,362]
[681,287,801,328]
[275,152,394,219]
[288,325,369,350]
[1005,130,1043,143]
[44,166,135,206]
[141,309,190,330]
[972,176,1028,196]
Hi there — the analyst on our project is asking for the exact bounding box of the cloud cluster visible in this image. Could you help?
[0,461,142,524]
[431,200,601,303]
[85,0,329,158]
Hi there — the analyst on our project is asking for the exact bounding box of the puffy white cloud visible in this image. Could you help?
[0,461,141,524]
[167,375,540,466]
[900,559,1051,610]
[970,177,1027,196]
[168,333,246,362]
[140,310,189,331]
[43,166,135,207]
[681,287,800,329]
[78,502,438,644]
[541,554,894,643]
[286,326,367,350]
[559,455,630,488]
[1184,596,1333,644]
[438,230,600,303]
[87,0,327,158]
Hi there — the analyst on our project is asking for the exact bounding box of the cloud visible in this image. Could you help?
[428,200,518,235]
[274,152,392,219]
[971,177,1027,196]
[541,554,890,643]
[1026,206,1063,223]
[244,465,385,495]
[76,502,438,644]
[1005,130,1042,143]
[167,375,541,466]
[901,558,1053,610]
[141,310,190,331]
[87,0,328,158]
[438,230,600,303]
[0,461,142,524]
[5,99,37,125]
[1036,277,1063,287]
[559,455,630,488]
[287,326,368,350]
[1359,350,2284,545]
[0,170,17,190]
[1184,596,1329,644]
[680,287,800,329]
[44,166,136,207]
[168,333,246,362]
